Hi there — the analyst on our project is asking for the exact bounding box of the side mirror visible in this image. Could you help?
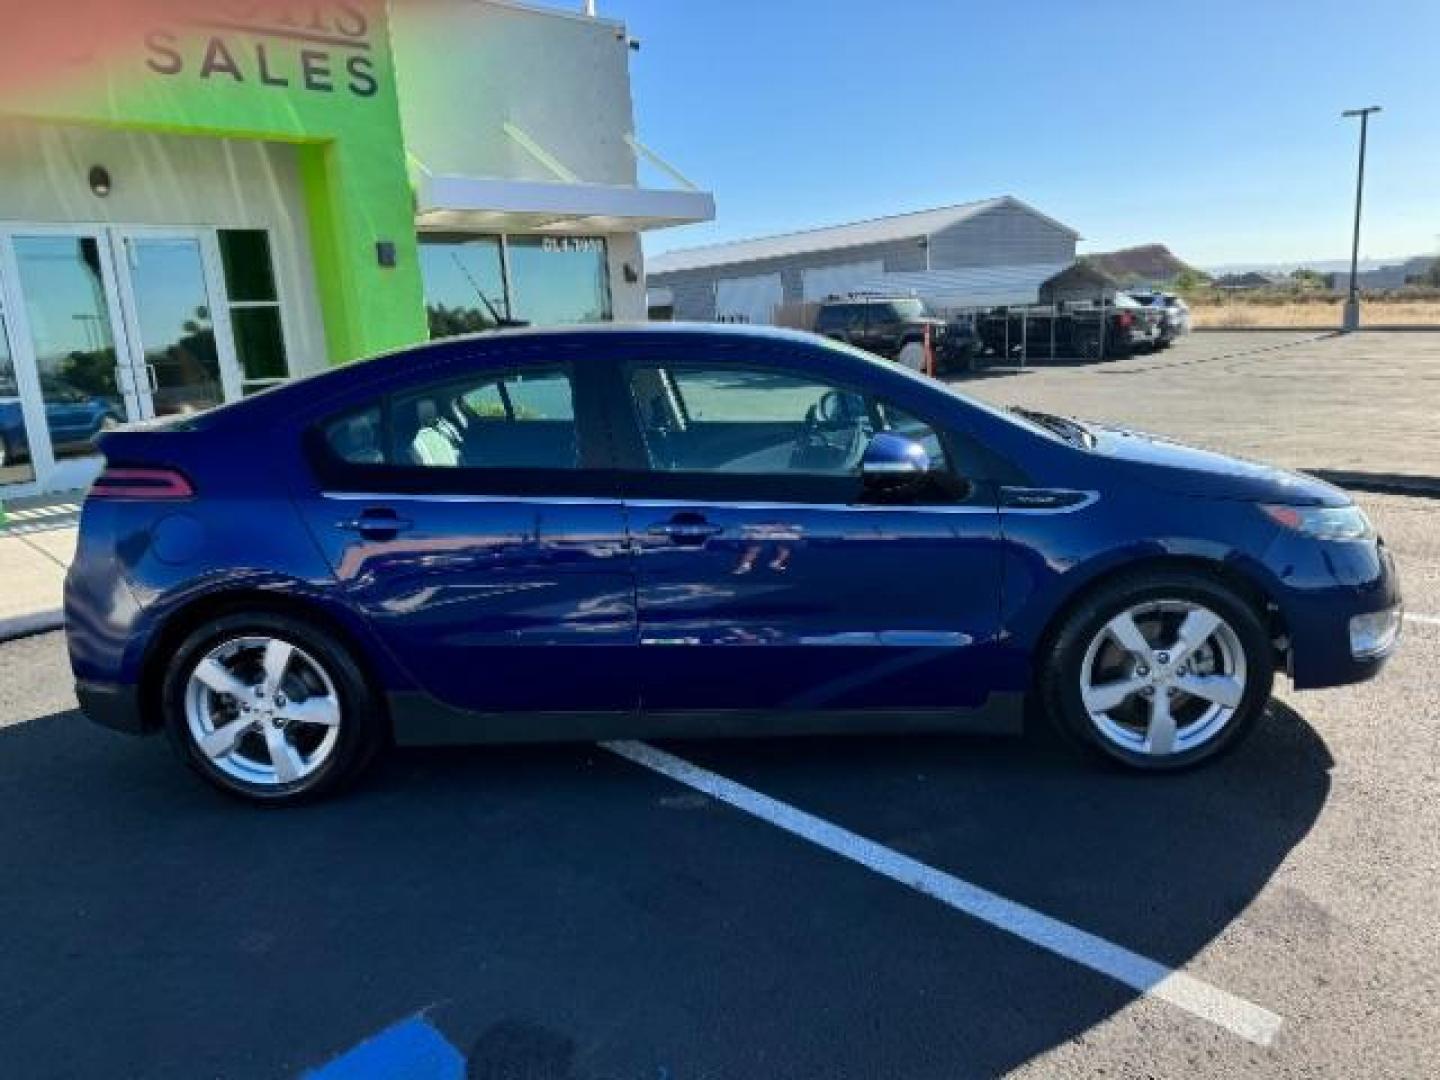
[861,433,930,484]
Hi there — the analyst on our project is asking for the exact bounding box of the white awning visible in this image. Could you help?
[855,262,1072,309]
[415,174,716,234]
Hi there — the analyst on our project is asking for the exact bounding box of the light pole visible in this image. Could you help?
[1341,106,1381,331]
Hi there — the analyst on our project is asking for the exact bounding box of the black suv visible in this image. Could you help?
[814,295,980,373]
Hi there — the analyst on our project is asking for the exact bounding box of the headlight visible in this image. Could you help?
[1261,503,1373,541]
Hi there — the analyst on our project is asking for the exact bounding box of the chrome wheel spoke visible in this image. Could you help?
[1144,691,1177,756]
[1105,611,1154,660]
[261,639,295,696]
[279,695,341,730]
[262,721,304,784]
[198,717,254,760]
[193,658,250,700]
[1175,673,1244,709]
[1171,608,1221,667]
[1082,677,1147,713]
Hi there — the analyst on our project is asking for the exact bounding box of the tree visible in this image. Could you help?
[1172,268,1209,293]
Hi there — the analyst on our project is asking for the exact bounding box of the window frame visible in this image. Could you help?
[609,346,972,507]
[306,351,620,498]
[217,228,293,395]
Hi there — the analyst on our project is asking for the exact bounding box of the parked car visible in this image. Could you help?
[0,378,122,469]
[814,294,981,373]
[978,296,1162,361]
[66,325,1401,803]
[1125,290,1192,347]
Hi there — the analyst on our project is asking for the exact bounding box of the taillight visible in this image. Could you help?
[89,466,194,500]
[1117,312,1135,329]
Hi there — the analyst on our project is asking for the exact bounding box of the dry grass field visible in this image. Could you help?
[1190,299,1440,328]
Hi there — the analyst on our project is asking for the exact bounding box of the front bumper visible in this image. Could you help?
[1275,535,1402,690]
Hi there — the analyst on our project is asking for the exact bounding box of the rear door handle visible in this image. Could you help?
[646,518,724,545]
[339,508,414,540]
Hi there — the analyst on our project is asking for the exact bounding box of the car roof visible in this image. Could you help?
[194,323,878,430]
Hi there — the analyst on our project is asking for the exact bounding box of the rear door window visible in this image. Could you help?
[317,366,583,473]
[390,369,577,469]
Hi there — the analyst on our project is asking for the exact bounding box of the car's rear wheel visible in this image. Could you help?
[162,612,383,803]
[1040,571,1274,770]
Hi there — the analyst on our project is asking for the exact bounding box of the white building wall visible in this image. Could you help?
[391,0,637,186]
[0,120,328,376]
[715,274,783,325]
[391,1,652,324]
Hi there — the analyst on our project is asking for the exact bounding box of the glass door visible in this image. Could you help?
[113,229,240,419]
[0,297,39,487]
[0,229,134,494]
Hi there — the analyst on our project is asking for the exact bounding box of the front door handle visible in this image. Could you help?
[646,517,724,545]
[339,508,414,541]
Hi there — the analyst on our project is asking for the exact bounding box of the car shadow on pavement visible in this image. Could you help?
[0,698,1330,1080]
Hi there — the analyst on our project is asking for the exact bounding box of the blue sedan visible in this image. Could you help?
[64,326,1402,803]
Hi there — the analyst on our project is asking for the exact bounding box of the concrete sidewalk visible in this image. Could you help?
[0,525,74,641]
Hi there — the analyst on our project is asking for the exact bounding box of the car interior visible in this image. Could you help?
[629,366,946,476]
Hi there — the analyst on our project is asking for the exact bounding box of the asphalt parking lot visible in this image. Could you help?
[3,337,1439,1079]
[957,330,1440,485]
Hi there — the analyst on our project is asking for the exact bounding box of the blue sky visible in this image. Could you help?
[593,0,1438,268]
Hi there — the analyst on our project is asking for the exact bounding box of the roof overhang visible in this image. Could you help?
[415,174,716,234]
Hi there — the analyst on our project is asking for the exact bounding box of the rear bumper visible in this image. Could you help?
[75,679,148,735]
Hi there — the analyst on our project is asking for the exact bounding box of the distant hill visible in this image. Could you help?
[1205,255,1427,276]
[1081,244,1203,286]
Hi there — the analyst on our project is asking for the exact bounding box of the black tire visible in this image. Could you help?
[162,611,384,804]
[1039,569,1274,771]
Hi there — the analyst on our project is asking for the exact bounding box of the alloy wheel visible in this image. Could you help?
[1079,600,1248,758]
[183,635,343,787]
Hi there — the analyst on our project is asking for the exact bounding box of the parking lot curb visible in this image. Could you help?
[1311,470,1440,500]
[0,610,64,644]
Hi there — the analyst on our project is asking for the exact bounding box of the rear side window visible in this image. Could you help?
[319,367,580,471]
[324,406,384,465]
[392,369,577,469]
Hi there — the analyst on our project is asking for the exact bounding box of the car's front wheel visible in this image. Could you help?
[1040,571,1275,770]
[162,612,383,803]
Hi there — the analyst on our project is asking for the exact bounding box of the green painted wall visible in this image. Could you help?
[0,2,426,364]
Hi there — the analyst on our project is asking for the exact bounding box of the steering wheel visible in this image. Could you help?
[809,390,865,428]
[795,390,872,473]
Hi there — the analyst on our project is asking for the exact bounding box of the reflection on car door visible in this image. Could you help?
[615,348,1007,719]
[296,356,638,727]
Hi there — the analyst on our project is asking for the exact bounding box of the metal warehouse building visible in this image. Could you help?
[647,196,1079,324]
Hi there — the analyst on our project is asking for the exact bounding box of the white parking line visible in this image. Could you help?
[1405,613,1440,628]
[604,739,1284,1048]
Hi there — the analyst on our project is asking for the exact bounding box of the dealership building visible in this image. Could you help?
[0,0,713,496]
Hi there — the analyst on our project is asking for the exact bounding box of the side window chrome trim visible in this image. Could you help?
[321,491,622,506]
[625,497,993,515]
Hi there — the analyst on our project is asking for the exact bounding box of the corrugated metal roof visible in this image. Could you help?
[649,196,1076,275]
[852,262,1073,309]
